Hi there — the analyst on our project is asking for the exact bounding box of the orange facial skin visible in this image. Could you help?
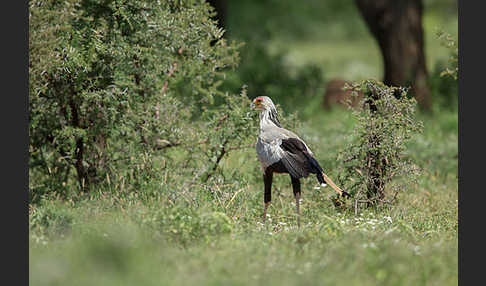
[252,97,264,110]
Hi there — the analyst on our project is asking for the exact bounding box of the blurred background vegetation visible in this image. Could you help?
[29,1,457,285]
[217,0,458,114]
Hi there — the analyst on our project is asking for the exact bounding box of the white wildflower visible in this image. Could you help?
[413,245,421,255]
[362,242,376,249]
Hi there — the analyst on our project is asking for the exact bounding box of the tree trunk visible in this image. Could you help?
[355,0,431,109]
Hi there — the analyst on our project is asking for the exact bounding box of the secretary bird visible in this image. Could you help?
[251,96,350,227]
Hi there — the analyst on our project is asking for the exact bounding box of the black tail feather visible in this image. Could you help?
[304,154,328,185]
[316,172,327,185]
[306,154,351,198]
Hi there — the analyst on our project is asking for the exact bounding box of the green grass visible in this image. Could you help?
[29,6,457,285]
[268,38,383,81]
[29,106,457,286]
[30,219,457,286]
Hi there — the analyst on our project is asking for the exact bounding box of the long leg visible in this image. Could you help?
[263,169,273,224]
[291,176,301,228]
[321,172,350,198]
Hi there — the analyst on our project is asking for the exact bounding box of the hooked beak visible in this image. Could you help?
[251,100,263,110]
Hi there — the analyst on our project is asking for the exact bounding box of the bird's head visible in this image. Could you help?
[251,96,276,112]
[251,96,282,127]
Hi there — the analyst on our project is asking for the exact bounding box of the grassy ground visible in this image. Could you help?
[29,106,457,286]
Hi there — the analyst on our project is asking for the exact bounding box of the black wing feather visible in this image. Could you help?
[281,152,309,178]
[280,138,323,179]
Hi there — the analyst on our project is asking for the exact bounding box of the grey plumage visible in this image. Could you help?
[254,96,312,172]
[251,96,350,227]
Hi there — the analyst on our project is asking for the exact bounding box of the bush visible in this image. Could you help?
[426,29,457,111]
[338,80,423,209]
[436,29,458,81]
[428,60,458,111]
[29,0,255,199]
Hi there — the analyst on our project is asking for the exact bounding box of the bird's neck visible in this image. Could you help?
[260,108,282,130]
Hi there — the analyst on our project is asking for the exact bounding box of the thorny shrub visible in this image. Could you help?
[338,80,423,210]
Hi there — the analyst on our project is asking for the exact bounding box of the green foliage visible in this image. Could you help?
[226,0,370,42]
[436,29,458,80]
[29,0,253,198]
[197,88,258,183]
[424,0,458,19]
[422,29,458,112]
[222,43,325,116]
[339,80,423,209]
[428,60,458,111]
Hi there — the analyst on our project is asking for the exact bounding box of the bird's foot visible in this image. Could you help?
[341,190,351,198]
